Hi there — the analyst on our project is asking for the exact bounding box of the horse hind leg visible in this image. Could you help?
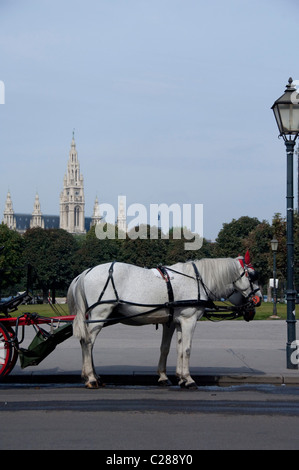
[80,331,101,389]
[157,322,175,386]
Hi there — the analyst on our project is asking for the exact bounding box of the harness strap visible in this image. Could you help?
[86,261,118,314]
[108,261,119,301]
[156,266,174,324]
[191,262,201,301]
[166,263,211,304]
[157,263,214,321]
[191,262,215,309]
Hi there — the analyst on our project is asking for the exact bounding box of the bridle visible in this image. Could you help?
[233,257,261,304]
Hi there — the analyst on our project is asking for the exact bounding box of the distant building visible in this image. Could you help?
[117,196,127,234]
[3,188,61,233]
[59,132,85,234]
[3,190,16,230]
[2,133,114,235]
[30,193,45,229]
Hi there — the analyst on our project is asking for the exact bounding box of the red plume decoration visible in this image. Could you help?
[244,250,253,268]
[237,255,244,268]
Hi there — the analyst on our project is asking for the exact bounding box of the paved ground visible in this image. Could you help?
[2,320,299,451]
[2,385,299,450]
[4,319,299,386]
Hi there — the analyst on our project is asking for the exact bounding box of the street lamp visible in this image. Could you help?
[272,77,299,369]
[270,238,279,318]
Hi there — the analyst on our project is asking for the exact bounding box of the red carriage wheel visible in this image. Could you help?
[0,323,13,377]
[3,325,18,376]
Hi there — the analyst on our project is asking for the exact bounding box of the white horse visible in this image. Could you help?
[68,255,262,389]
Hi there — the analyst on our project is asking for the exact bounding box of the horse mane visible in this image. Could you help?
[185,258,240,300]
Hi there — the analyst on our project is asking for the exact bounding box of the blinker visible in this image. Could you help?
[248,270,259,282]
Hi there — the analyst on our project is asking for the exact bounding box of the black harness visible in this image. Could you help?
[155,266,174,324]
[84,261,256,326]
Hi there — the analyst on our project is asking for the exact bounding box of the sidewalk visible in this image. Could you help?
[5,320,299,386]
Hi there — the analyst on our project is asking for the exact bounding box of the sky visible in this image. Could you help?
[0,0,299,241]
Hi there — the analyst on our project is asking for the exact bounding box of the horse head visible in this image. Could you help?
[230,251,262,321]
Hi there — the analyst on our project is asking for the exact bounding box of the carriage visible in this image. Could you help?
[0,253,262,387]
[0,291,75,377]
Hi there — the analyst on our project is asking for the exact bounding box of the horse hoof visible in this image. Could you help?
[158,379,172,387]
[185,382,198,390]
[85,380,99,389]
[180,381,197,390]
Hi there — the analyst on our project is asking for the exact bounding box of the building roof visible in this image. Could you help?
[14,214,60,231]
[13,214,92,233]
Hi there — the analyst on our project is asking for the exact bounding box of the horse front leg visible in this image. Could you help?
[175,315,198,389]
[157,322,175,385]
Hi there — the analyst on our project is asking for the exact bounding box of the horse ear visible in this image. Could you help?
[238,257,244,268]
[244,250,251,265]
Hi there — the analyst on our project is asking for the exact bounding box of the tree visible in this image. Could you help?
[74,224,124,272]
[164,228,213,265]
[121,225,168,267]
[0,223,24,294]
[214,216,261,258]
[271,212,299,294]
[271,213,287,285]
[294,212,299,293]
[76,224,215,270]
[243,221,273,287]
[23,228,78,302]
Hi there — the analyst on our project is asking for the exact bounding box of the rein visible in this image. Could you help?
[84,261,256,326]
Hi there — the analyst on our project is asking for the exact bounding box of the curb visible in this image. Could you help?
[2,373,299,386]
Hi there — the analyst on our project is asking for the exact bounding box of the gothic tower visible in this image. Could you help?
[3,190,16,230]
[30,193,44,229]
[60,132,85,234]
[117,195,127,234]
[91,196,102,227]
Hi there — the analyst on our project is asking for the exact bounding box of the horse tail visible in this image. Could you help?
[68,272,89,342]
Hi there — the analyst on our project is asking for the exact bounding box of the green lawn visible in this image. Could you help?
[213,301,292,320]
[6,301,295,321]
[12,303,70,317]
[252,301,288,320]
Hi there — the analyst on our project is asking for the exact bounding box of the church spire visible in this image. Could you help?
[3,190,16,229]
[60,133,85,234]
[117,195,127,234]
[71,129,76,149]
[30,192,44,228]
[91,196,102,227]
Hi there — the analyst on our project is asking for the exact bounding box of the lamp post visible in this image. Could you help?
[272,77,299,369]
[271,238,279,318]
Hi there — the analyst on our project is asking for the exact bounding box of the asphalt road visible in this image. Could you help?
[1,383,299,451]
